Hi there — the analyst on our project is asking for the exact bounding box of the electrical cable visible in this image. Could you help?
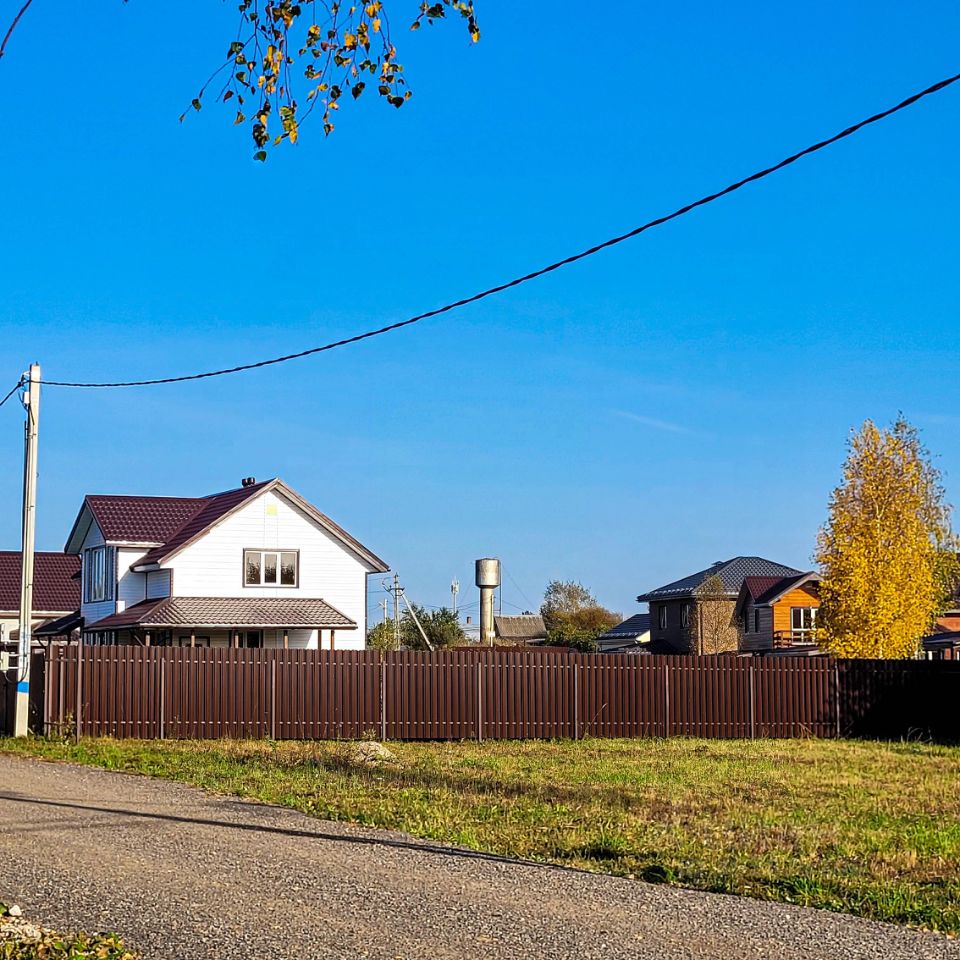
[0,378,24,409]
[38,69,960,390]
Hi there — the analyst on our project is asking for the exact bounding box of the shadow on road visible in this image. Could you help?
[0,791,586,879]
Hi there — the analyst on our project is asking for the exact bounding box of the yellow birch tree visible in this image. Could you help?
[816,416,958,658]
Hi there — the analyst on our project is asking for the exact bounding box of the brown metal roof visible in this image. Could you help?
[744,572,820,606]
[67,478,387,574]
[83,495,207,544]
[86,596,357,631]
[0,551,80,613]
[136,481,271,565]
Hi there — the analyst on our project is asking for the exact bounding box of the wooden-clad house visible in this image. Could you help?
[637,557,803,655]
[735,572,822,654]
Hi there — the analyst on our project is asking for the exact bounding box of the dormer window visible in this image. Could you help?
[84,546,114,602]
[244,549,298,587]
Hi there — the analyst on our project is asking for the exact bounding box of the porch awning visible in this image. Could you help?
[35,610,84,637]
[86,596,356,631]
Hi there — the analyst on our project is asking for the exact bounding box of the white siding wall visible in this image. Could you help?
[116,548,148,612]
[164,490,371,649]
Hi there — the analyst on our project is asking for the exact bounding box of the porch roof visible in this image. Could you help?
[86,596,357,631]
[34,610,84,637]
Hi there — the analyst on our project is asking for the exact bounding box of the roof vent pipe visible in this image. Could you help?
[241,477,257,487]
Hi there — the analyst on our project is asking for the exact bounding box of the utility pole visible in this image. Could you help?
[451,578,459,615]
[15,363,40,738]
[393,572,402,649]
[378,598,389,625]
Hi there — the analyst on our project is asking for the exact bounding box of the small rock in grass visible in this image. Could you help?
[345,741,398,766]
[7,905,21,918]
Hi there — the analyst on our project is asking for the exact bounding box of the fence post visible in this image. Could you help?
[749,662,756,740]
[270,657,277,741]
[58,652,65,736]
[74,646,82,743]
[42,647,50,736]
[663,662,670,737]
[379,655,387,742]
[834,662,841,738]
[159,656,166,740]
[572,660,580,740]
[476,660,483,742]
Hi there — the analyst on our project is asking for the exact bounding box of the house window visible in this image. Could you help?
[681,603,690,629]
[743,608,750,633]
[790,607,818,640]
[244,550,298,587]
[754,609,760,633]
[658,605,667,630]
[83,546,113,603]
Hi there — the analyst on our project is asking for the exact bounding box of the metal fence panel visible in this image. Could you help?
[33,646,960,743]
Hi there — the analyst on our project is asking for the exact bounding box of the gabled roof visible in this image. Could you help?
[0,551,80,613]
[86,596,356,631]
[136,480,273,565]
[735,572,820,617]
[494,615,546,641]
[65,478,388,573]
[82,495,205,545]
[637,557,803,603]
[598,613,651,641]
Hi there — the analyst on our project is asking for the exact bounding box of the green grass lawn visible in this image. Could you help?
[3,736,959,934]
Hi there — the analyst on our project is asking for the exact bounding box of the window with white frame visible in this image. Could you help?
[681,603,690,629]
[244,549,298,587]
[657,604,667,630]
[790,607,818,639]
[83,546,113,602]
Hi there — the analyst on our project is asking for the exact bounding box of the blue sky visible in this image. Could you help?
[2,1,960,623]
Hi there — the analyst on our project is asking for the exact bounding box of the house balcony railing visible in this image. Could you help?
[772,630,820,649]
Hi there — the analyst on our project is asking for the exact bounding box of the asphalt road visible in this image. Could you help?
[0,755,957,960]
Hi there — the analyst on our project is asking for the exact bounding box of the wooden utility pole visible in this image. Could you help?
[14,364,40,737]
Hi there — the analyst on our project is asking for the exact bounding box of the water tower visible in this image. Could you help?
[475,558,501,647]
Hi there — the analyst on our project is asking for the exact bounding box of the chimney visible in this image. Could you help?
[241,477,257,488]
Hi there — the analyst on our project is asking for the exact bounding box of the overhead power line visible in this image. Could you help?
[42,68,960,391]
[0,378,24,409]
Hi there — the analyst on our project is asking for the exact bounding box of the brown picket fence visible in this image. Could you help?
[10,645,956,743]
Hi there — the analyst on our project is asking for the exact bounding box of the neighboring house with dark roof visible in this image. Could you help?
[637,557,803,655]
[493,614,546,645]
[734,572,821,654]
[0,551,81,645]
[923,630,960,661]
[596,613,651,653]
[64,477,388,649]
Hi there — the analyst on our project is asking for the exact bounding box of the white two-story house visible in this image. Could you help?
[64,477,388,649]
